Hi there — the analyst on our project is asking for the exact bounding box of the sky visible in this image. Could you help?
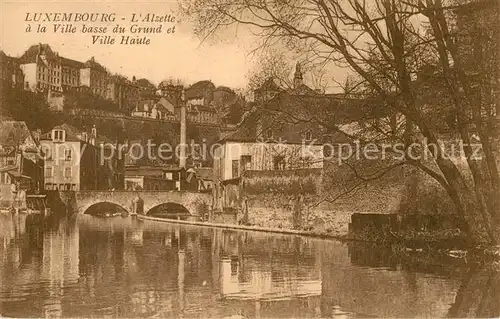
[0,0,259,88]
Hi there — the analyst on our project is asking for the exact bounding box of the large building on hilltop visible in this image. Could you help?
[79,57,109,98]
[20,43,63,93]
[0,51,24,90]
[15,44,140,109]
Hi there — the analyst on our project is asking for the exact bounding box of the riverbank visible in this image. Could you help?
[137,214,500,262]
[137,214,345,239]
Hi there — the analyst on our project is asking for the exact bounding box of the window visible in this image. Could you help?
[232,160,240,178]
[64,148,72,161]
[0,172,9,184]
[241,155,252,171]
[64,167,72,178]
[264,129,273,140]
[53,129,65,142]
[300,156,312,168]
[304,130,313,141]
[273,156,285,170]
[45,166,53,177]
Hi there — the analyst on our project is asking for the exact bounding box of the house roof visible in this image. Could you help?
[455,0,498,14]
[214,85,234,93]
[286,83,318,95]
[83,57,106,71]
[157,97,175,114]
[136,78,156,89]
[20,43,58,63]
[218,90,381,144]
[61,57,84,69]
[0,50,7,63]
[255,78,281,92]
[40,123,83,142]
[186,80,215,99]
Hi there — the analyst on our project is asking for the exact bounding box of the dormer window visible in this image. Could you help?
[264,129,273,140]
[304,130,313,141]
[52,129,65,142]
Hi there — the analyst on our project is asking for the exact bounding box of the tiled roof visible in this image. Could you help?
[136,78,156,89]
[40,123,83,142]
[83,57,106,71]
[254,78,281,92]
[186,80,215,99]
[61,57,84,69]
[286,83,318,95]
[20,43,57,63]
[218,91,379,144]
[214,86,234,93]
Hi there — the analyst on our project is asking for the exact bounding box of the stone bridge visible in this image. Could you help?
[65,191,212,216]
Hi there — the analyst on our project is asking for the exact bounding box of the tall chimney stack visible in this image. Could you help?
[179,89,187,168]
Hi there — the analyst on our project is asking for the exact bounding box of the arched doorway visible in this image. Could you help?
[84,202,129,217]
[147,203,191,220]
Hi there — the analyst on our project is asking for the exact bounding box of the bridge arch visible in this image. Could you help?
[71,190,211,217]
[83,201,129,216]
[146,202,192,220]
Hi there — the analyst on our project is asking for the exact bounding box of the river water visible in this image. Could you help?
[0,213,498,318]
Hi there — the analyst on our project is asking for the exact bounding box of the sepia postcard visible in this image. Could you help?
[0,0,499,318]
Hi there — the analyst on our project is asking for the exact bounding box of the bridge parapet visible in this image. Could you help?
[63,190,211,216]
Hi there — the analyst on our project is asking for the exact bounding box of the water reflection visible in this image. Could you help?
[0,214,498,318]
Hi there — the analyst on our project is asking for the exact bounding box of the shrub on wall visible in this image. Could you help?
[243,169,321,195]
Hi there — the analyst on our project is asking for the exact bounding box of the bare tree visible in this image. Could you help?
[182,0,500,244]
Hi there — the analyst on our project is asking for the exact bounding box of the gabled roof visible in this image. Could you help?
[20,43,57,63]
[61,57,84,69]
[186,80,215,99]
[83,57,106,72]
[0,50,7,63]
[218,90,381,144]
[254,77,282,92]
[287,83,318,95]
[136,78,156,89]
[40,124,83,142]
[157,97,175,114]
[215,85,234,93]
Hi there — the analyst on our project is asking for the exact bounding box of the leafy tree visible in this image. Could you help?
[0,82,63,131]
[182,0,500,244]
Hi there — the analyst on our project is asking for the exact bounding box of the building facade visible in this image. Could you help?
[0,51,24,89]
[40,124,100,191]
[131,98,176,120]
[0,121,44,208]
[20,44,63,92]
[80,57,109,98]
[214,140,323,181]
[60,57,83,92]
